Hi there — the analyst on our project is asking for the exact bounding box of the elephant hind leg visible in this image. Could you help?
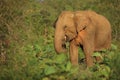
[95,34,111,51]
[94,40,111,51]
[105,34,111,49]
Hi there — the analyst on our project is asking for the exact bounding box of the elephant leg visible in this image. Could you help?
[69,40,79,65]
[83,41,94,67]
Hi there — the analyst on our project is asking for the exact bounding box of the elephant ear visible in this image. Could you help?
[74,12,92,32]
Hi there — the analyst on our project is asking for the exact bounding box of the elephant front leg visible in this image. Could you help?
[69,40,79,65]
[83,42,94,67]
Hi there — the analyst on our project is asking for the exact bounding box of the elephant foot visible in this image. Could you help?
[86,62,94,67]
[85,56,94,67]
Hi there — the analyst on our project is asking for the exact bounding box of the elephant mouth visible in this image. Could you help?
[64,35,68,42]
[61,35,75,51]
[65,34,76,42]
[65,35,70,42]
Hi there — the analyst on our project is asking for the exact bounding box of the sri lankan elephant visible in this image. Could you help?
[54,10,111,67]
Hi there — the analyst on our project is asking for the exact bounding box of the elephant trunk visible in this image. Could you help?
[54,21,67,53]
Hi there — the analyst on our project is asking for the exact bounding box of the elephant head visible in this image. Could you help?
[54,11,77,53]
[74,11,93,32]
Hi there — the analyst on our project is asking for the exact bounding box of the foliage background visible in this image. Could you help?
[0,0,120,80]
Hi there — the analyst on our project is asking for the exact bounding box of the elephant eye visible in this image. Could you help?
[83,26,86,30]
[79,26,86,32]
[80,25,86,31]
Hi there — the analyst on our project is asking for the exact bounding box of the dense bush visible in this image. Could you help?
[0,0,120,80]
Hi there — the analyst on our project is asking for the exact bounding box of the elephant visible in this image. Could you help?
[54,10,111,67]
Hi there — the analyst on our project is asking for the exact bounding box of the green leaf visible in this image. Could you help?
[93,65,111,79]
[42,77,49,80]
[58,76,66,80]
[44,66,56,75]
[111,44,117,50]
[65,5,73,10]
[92,52,103,59]
[100,69,109,78]
[65,61,72,71]
[59,64,66,71]
[55,54,67,64]
[101,49,107,52]
[101,65,111,76]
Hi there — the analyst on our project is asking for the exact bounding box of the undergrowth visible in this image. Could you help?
[0,32,119,80]
[0,0,120,80]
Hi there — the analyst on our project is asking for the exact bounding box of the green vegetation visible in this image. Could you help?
[0,0,120,80]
